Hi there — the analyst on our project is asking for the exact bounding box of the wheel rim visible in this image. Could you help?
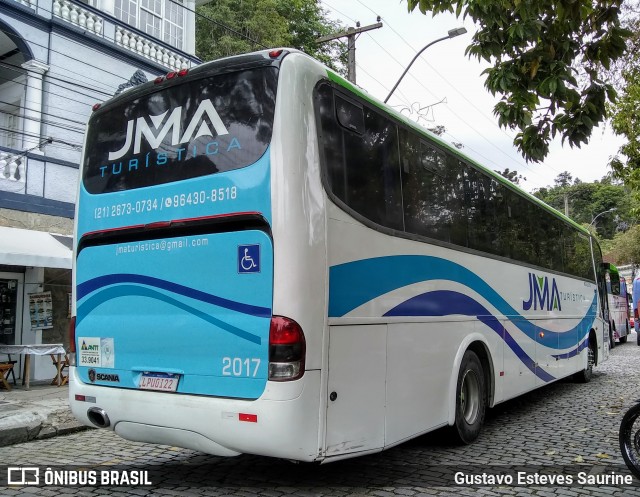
[460,369,480,425]
[620,409,640,479]
[587,345,595,370]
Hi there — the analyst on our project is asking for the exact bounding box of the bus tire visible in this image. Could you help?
[619,403,640,480]
[453,350,486,444]
[574,339,596,383]
[610,325,616,349]
[621,321,630,344]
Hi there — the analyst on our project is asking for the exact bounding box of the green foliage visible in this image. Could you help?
[609,67,640,193]
[195,0,347,74]
[607,224,640,266]
[532,173,634,240]
[493,168,526,185]
[406,1,631,163]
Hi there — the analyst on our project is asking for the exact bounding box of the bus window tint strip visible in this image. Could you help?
[315,82,594,281]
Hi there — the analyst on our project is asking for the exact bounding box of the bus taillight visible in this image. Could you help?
[69,316,77,353]
[268,316,305,381]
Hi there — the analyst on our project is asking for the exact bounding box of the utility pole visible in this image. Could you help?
[316,19,383,84]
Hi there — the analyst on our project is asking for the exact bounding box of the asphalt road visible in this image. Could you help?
[2,334,640,496]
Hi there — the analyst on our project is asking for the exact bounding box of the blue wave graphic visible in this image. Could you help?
[385,290,556,381]
[76,285,262,344]
[77,274,270,318]
[551,339,589,359]
[329,255,596,350]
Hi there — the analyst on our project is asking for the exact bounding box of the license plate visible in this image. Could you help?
[139,372,179,392]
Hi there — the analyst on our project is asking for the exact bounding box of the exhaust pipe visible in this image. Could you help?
[87,407,110,428]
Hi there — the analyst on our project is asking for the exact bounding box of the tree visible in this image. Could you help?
[533,176,634,239]
[406,1,631,163]
[607,225,640,267]
[609,67,640,189]
[603,2,640,197]
[554,171,573,188]
[494,168,526,185]
[195,0,346,74]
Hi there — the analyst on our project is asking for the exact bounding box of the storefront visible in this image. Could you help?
[0,226,72,382]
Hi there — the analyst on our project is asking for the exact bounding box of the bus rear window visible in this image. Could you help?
[83,67,278,194]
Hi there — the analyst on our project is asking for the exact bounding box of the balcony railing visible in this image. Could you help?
[14,0,36,8]
[115,27,189,70]
[36,0,193,70]
[0,152,25,184]
[53,0,104,36]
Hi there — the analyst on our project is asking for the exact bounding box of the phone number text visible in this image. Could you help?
[93,188,238,219]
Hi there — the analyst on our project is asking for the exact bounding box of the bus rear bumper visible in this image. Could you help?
[69,366,322,461]
[115,422,242,457]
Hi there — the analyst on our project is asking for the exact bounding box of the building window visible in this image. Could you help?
[115,0,138,27]
[164,0,184,48]
[114,0,184,50]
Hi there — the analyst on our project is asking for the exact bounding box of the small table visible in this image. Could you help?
[0,344,66,390]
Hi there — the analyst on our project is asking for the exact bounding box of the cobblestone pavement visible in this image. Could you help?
[2,336,640,496]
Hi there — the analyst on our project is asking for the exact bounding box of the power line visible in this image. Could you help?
[0,1,279,103]
[329,2,561,182]
[353,62,413,110]
[0,101,88,129]
[0,97,91,121]
[0,131,76,151]
[0,127,82,150]
[0,60,114,99]
[178,0,268,49]
[0,30,122,95]
[0,74,94,110]
[0,110,85,136]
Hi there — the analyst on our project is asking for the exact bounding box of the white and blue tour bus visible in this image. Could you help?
[70,49,615,462]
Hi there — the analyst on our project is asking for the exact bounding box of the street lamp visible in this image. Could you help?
[384,27,467,104]
[590,208,617,226]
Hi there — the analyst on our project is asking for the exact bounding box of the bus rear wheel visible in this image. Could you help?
[610,326,616,349]
[453,350,486,444]
[574,339,595,383]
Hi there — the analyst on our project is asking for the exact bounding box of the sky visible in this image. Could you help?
[319,0,625,193]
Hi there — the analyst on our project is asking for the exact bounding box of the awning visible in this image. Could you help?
[0,226,72,269]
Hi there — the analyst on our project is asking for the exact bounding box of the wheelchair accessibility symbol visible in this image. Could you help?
[238,244,260,273]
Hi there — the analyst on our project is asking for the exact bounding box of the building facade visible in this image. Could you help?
[0,0,204,382]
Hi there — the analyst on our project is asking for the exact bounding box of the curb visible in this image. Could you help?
[0,403,92,447]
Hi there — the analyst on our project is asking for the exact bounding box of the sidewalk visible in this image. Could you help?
[0,382,90,446]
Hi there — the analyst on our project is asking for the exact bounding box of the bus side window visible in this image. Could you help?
[335,95,364,134]
[610,276,621,296]
[316,85,403,231]
[464,165,496,254]
[399,129,453,244]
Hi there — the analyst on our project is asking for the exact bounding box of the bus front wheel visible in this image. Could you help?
[453,350,486,444]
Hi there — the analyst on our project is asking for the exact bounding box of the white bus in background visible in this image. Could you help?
[608,274,631,344]
[70,49,614,462]
[633,277,640,343]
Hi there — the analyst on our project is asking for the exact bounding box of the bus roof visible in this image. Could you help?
[91,47,591,239]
